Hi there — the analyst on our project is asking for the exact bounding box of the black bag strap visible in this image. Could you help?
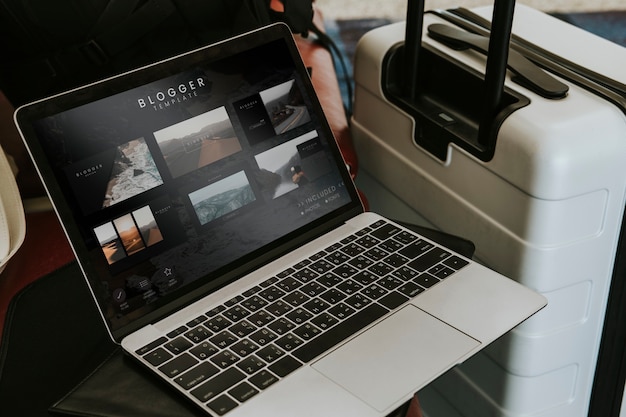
[91,0,143,37]
[56,0,177,68]
[271,0,314,35]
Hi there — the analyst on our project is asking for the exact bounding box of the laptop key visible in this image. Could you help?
[317,273,342,287]
[208,395,238,416]
[292,267,319,283]
[352,270,378,286]
[205,315,232,332]
[362,284,387,300]
[293,323,321,340]
[341,242,365,257]
[337,279,362,295]
[355,235,379,249]
[379,292,409,310]
[319,288,346,304]
[429,265,455,279]
[176,361,220,391]
[206,305,226,317]
[383,253,409,268]
[249,369,279,390]
[285,307,312,325]
[268,317,295,335]
[328,303,356,320]
[190,367,244,402]
[241,295,267,312]
[380,239,404,253]
[249,328,278,345]
[144,347,173,367]
[164,337,193,355]
[302,297,330,314]
[229,320,256,338]
[283,290,310,307]
[407,247,451,272]
[159,353,198,378]
[136,337,168,356]
[210,350,240,369]
[256,344,285,363]
[393,266,419,281]
[228,381,259,402]
[368,261,394,277]
[247,310,274,327]
[230,339,259,357]
[378,275,404,290]
[344,293,372,310]
[189,341,218,360]
[223,305,250,322]
[186,315,207,327]
[310,312,339,330]
[397,282,424,298]
[293,303,388,363]
[413,273,440,289]
[210,331,238,349]
[277,276,304,292]
[269,355,303,377]
[443,256,469,270]
[266,300,292,316]
[370,223,401,240]
[166,326,188,339]
[275,333,304,351]
[393,230,418,244]
[364,246,388,261]
[184,326,211,343]
[237,355,266,374]
[399,240,434,259]
[333,264,359,279]
[259,286,285,302]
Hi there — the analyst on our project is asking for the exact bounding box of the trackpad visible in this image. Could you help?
[312,305,480,412]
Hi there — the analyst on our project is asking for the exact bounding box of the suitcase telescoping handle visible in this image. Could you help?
[403,0,516,149]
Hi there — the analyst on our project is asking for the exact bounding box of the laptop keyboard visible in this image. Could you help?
[135,219,469,415]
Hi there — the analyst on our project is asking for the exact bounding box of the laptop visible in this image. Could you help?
[14,23,546,417]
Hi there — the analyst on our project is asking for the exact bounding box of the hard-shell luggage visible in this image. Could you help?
[351,1,626,416]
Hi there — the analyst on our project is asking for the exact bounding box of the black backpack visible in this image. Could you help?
[0,0,314,106]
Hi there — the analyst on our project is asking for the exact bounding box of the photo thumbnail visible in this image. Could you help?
[94,205,164,265]
[254,130,331,199]
[233,93,275,146]
[64,137,164,215]
[188,171,257,226]
[260,79,311,135]
[234,79,311,146]
[154,106,242,178]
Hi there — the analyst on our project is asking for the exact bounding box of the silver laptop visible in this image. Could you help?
[14,23,546,417]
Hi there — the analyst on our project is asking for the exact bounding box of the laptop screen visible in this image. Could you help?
[16,24,361,338]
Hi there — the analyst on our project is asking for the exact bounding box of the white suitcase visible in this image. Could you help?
[351,3,626,417]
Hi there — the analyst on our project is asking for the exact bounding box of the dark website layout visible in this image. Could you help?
[33,40,352,330]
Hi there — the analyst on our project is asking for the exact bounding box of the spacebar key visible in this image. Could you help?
[292,304,388,363]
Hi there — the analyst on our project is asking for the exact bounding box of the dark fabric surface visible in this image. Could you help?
[0,262,116,417]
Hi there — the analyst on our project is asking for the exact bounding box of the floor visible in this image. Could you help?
[316,0,626,20]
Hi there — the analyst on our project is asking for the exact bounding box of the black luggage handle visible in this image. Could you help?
[479,0,516,148]
[392,0,528,154]
[404,0,517,148]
